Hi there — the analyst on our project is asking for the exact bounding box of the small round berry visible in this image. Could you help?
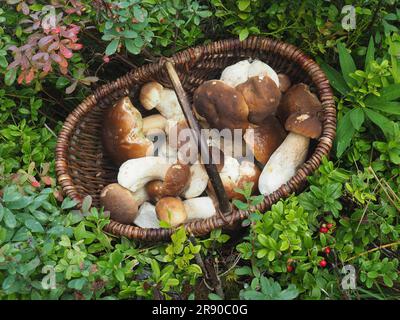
[287,265,294,273]
[327,223,334,229]
[31,180,40,188]
[324,247,331,254]
[319,260,327,268]
[103,55,110,63]
[319,227,329,233]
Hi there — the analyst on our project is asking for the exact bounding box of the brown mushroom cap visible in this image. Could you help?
[145,162,190,201]
[100,183,143,224]
[285,112,322,139]
[236,75,282,124]
[278,74,291,93]
[193,80,249,130]
[102,97,153,166]
[277,83,322,123]
[155,197,187,227]
[243,116,287,165]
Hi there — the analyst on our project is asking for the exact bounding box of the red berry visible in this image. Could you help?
[319,227,328,233]
[31,180,40,188]
[103,55,110,63]
[327,223,334,229]
[287,265,294,273]
[324,247,331,254]
[319,260,327,268]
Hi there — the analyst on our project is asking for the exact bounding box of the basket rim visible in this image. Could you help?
[55,36,336,241]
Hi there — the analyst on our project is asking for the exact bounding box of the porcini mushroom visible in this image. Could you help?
[236,75,281,124]
[258,106,323,195]
[145,162,190,201]
[100,183,148,224]
[277,83,322,123]
[155,197,187,227]
[193,80,249,130]
[248,59,279,87]
[184,197,217,221]
[118,157,188,193]
[134,202,160,229]
[102,96,153,166]
[139,81,184,121]
[243,116,287,165]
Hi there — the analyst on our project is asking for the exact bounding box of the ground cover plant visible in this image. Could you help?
[0,0,399,300]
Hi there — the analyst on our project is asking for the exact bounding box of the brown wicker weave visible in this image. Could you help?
[55,37,336,241]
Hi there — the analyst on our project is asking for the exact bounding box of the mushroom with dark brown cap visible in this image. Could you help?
[145,162,190,202]
[193,80,249,130]
[100,183,148,224]
[284,112,322,139]
[277,83,322,123]
[102,96,154,166]
[155,197,187,227]
[243,116,287,165]
[236,75,282,124]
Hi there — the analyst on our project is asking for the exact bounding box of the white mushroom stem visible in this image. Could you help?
[142,114,167,136]
[184,197,216,221]
[258,133,309,196]
[182,161,209,199]
[118,156,170,192]
[220,155,240,185]
[134,202,160,229]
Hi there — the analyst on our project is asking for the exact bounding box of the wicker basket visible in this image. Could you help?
[55,37,336,241]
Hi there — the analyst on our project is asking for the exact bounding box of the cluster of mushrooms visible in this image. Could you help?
[100,59,323,228]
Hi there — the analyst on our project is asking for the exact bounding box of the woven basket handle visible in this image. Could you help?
[164,61,232,215]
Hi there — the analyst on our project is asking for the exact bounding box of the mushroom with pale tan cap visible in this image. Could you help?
[139,81,184,121]
[182,161,209,199]
[155,197,187,227]
[134,202,160,228]
[193,80,249,130]
[243,116,287,165]
[100,183,148,224]
[102,96,153,166]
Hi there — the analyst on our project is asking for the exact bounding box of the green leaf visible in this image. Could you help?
[208,293,223,300]
[56,77,69,89]
[364,108,394,138]
[336,110,356,157]
[25,218,44,233]
[280,240,290,251]
[4,68,16,86]
[125,38,141,55]
[239,28,249,41]
[365,101,400,115]
[4,208,16,229]
[366,84,400,103]
[114,269,125,282]
[319,60,350,95]
[68,278,87,290]
[365,36,375,70]
[237,0,250,11]
[267,250,275,262]
[349,108,365,130]
[151,259,161,281]
[105,39,119,56]
[0,203,4,222]
[61,197,77,210]
[0,55,8,68]
[337,42,357,86]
